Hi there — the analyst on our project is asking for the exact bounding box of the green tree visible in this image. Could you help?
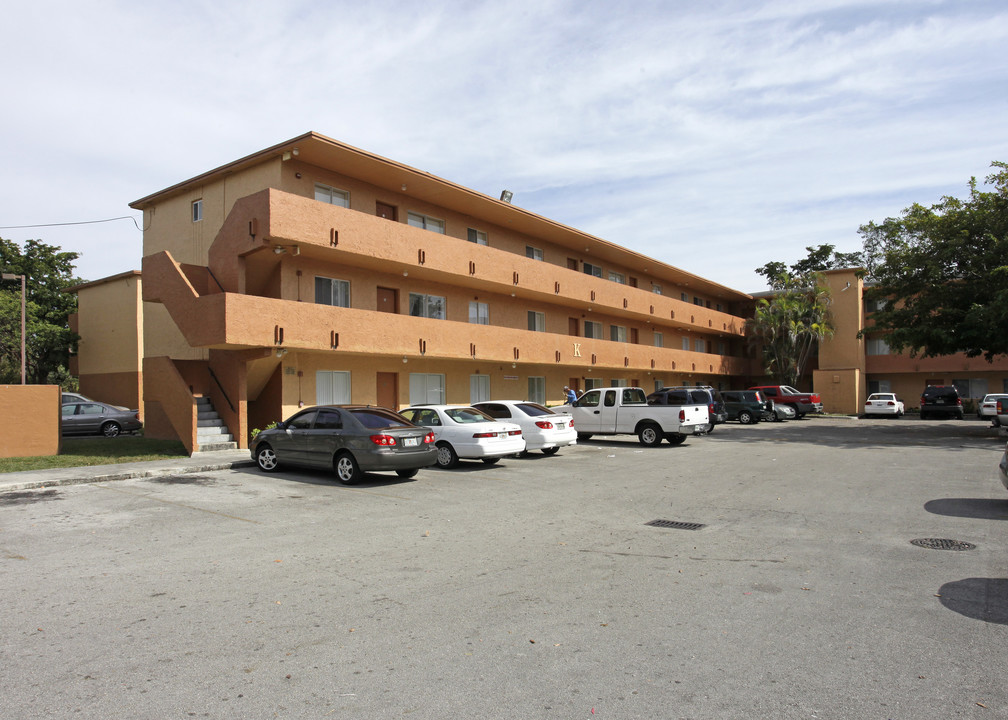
[756,243,865,290]
[0,237,82,384]
[747,271,835,386]
[858,162,1008,361]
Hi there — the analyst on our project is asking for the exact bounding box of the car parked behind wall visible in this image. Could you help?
[62,401,142,437]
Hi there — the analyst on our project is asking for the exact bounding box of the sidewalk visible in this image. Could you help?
[0,449,255,494]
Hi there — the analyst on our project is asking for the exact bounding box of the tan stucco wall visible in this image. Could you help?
[818,269,865,372]
[0,385,60,458]
[813,368,864,415]
[75,273,143,412]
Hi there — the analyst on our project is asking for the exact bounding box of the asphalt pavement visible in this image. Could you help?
[1,417,1006,719]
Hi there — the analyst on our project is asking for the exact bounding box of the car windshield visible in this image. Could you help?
[350,408,413,429]
[516,403,553,417]
[445,407,495,423]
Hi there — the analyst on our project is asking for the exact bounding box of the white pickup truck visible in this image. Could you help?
[557,386,709,447]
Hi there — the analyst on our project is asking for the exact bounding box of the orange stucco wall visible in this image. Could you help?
[0,385,61,458]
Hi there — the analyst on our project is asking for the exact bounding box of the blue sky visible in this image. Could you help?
[1,0,1006,292]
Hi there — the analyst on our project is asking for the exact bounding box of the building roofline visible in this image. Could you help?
[129,131,752,303]
[67,270,142,293]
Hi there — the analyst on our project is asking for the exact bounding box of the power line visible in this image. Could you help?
[0,216,142,231]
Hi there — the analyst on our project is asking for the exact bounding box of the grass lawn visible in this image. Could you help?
[0,436,189,474]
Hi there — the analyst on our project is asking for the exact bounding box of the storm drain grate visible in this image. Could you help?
[645,519,705,531]
[910,538,976,551]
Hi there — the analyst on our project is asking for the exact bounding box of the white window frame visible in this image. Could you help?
[652,283,662,295]
[654,332,664,348]
[608,270,626,284]
[610,325,627,343]
[407,211,445,234]
[470,374,490,403]
[584,320,603,339]
[409,373,445,405]
[469,301,489,325]
[680,292,689,302]
[526,246,544,261]
[468,228,488,245]
[316,370,351,405]
[866,337,891,355]
[610,379,628,388]
[583,262,602,278]
[528,310,545,332]
[694,338,706,353]
[314,183,350,208]
[409,293,446,320]
[682,336,690,351]
[315,276,350,308]
[192,199,203,223]
[584,378,603,391]
[528,376,546,404]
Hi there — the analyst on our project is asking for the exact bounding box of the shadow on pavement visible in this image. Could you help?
[938,578,1008,625]
[924,497,1008,521]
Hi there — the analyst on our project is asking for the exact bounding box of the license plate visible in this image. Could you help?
[556,422,566,429]
[403,437,419,447]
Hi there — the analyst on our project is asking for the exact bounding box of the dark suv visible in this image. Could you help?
[647,386,727,433]
[919,385,964,420]
[721,390,772,424]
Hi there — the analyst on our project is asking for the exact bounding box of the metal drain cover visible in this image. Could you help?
[645,519,705,531]
[910,538,976,551]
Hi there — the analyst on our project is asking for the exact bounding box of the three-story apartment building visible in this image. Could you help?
[122,132,756,451]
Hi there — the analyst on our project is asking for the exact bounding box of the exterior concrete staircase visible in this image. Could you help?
[196,397,237,451]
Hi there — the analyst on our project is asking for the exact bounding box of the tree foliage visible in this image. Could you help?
[747,269,835,386]
[0,237,82,384]
[858,162,1008,361]
[756,243,865,290]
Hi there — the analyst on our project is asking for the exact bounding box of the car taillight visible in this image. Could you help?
[424,432,435,444]
[535,420,554,429]
[956,398,963,406]
[999,400,1005,413]
[865,401,871,405]
[568,419,574,427]
[369,434,397,446]
[887,401,895,406]
[679,409,685,422]
[473,431,498,438]
[920,395,926,404]
[508,429,522,436]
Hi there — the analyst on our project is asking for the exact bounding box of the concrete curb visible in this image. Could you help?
[0,452,255,494]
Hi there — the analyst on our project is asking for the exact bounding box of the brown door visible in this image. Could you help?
[376,201,397,221]
[568,317,580,336]
[630,328,639,344]
[377,287,399,314]
[567,258,579,270]
[568,378,580,394]
[377,372,399,410]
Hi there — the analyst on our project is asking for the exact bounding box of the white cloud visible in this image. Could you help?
[1,0,1006,292]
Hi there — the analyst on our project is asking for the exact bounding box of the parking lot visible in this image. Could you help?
[1,417,1005,719]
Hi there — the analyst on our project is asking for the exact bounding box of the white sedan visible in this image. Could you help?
[473,400,577,455]
[400,405,525,469]
[864,393,905,417]
[978,394,1008,425]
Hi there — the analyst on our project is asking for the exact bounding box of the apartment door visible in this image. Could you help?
[377,372,398,410]
[377,287,398,314]
[568,378,580,394]
[568,318,580,336]
[376,201,397,221]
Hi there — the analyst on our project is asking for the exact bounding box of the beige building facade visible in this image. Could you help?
[124,132,759,452]
[67,133,1007,453]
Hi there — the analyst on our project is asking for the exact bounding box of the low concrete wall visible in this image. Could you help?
[0,385,61,458]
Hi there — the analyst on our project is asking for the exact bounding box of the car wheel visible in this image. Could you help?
[956,412,964,420]
[542,447,560,455]
[334,452,361,485]
[577,432,593,441]
[638,423,663,447]
[396,468,419,479]
[482,457,500,465]
[665,433,686,446]
[738,410,753,425]
[435,442,459,469]
[255,444,278,472]
[920,410,928,420]
[994,417,1001,427]
[702,422,715,434]
[100,421,122,438]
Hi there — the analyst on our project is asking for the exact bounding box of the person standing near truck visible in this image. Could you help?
[564,386,577,403]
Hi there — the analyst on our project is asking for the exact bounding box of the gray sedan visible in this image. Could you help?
[61,402,142,437]
[250,405,437,484]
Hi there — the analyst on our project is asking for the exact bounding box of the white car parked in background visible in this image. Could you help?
[399,405,525,469]
[978,394,1008,425]
[864,393,905,417]
[473,400,577,455]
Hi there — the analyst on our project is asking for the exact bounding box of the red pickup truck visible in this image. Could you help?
[749,385,823,418]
